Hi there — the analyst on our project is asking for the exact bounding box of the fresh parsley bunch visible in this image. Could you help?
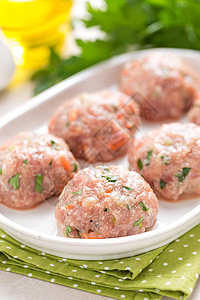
[32,0,200,94]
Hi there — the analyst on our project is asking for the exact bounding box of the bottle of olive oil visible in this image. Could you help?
[0,0,72,69]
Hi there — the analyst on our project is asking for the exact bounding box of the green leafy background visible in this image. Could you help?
[32,0,200,94]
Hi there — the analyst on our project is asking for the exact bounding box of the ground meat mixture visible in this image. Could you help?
[129,122,200,200]
[188,93,200,125]
[0,132,79,209]
[55,165,158,239]
[49,90,140,162]
[120,52,199,121]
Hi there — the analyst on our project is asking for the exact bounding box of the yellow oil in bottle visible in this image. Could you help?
[0,0,72,69]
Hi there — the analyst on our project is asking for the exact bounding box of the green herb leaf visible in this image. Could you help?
[160,180,166,189]
[8,173,20,190]
[137,159,143,170]
[134,216,144,227]
[8,146,14,152]
[127,204,130,210]
[174,167,191,183]
[50,140,56,147]
[35,174,43,194]
[66,122,70,127]
[23,160,28,165]
[145,150,153,166]
[65,226,72,236]
[139,201,149,211]
[122,186,133,191]
[32,1,200,96]
[102,166,110,172]
[49,160,53,166]
[72,191,82,195]
[161,155,170,165]
[73,163,78,172]
[112,217,116,225]
[101,175,119,182]
[104,208,108,212]
[0,169,2,175]
[112,105,117,112]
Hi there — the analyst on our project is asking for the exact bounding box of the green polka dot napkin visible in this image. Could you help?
[0,224,200,300]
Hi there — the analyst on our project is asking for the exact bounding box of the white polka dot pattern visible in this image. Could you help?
[0,226,199,300]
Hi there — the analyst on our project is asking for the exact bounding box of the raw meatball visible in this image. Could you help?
[49,90,140,162]
[0,132,79,209]
[55,165,158,239]
[120,52,199,121]
[188,94,200,125]
[129,123,200,201]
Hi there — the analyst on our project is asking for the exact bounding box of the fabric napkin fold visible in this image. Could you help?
[0,224,200,300]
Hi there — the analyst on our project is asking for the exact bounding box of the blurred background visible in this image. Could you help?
[1,0,200,115]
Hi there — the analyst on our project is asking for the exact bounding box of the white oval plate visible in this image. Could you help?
[0,48,200,260]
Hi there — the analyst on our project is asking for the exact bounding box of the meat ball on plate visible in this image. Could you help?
[55,165,158,239]
[0,132,79,209]
[129,123,200,201]
[120,52,199,121]
[188,93,200,125]
[49,90,140,162]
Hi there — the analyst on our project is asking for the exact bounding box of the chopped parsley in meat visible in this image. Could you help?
[139,201,149,211]
[112,217,117,225]
[112,104,118,112]
[104,208,108,212]
[122,186,133,191]
[49,160,53,166]
[50,140,56,147]
[161,155,170,165]
[174,167,191,182]
[0,169,2,175]
[101,175,119,182]
[102,166,110,172]
[23,160,28,164]
[164,140,172,146]
[152,89,160,98]
[73,163,78,172]
[134,216,144,228]
[137,159,143,170]
[65,226,72,236]
[8,173,20,190]
[8,146,14,152]
[66,122,70,127]
[127,204,130,210]
[145,150,153,166]
[160,180,166,189]
[72,191,82,195]
[35,174,43,194]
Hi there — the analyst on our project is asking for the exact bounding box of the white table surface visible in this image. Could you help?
[0,1,199,299]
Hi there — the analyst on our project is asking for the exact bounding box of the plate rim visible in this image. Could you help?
[0,201,200,246]
[0,47,200,251]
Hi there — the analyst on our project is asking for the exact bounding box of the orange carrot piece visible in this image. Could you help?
[144,186,151,192]
[135,142,143,151]
[117,113,123,120]
[121,69,129,76]
[126,122,135,129]
[60,156,71,171]
[105,187,113,193]
[49,117,56,126]
[107,139,125,151]
[69,109,79,122]
[0,146,7,151]
[81,232,104,239]
[65,203,74,210]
